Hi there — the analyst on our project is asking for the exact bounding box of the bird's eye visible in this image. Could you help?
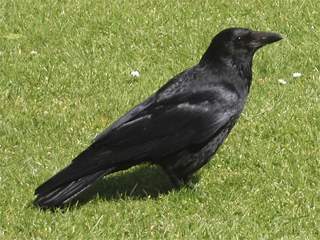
[236,36,243,42]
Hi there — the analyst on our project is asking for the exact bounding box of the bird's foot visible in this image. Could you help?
[170,175,197,190]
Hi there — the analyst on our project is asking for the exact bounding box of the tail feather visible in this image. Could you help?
[34,145,147,209]
[34,168,115,209]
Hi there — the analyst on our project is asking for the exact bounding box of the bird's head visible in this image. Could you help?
[200,28,283,65]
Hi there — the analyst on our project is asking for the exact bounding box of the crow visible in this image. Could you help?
[34,28,283,208]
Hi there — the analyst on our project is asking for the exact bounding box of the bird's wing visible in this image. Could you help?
[94,94,157,143]
[92,82,240,161]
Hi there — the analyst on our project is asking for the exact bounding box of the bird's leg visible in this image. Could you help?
[170,176,184,189]
[169,174,196,189]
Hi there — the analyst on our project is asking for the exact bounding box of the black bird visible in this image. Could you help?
[34,28,283,208]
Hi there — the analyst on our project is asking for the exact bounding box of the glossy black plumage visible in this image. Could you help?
[34,28,282,208]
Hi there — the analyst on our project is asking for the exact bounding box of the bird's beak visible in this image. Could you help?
[250,31,283,48]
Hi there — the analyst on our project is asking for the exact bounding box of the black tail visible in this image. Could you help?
[34,140,147,209]
[33,145,120,209]
[34,167,116,209]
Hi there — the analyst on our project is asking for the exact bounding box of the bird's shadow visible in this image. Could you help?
[67,164,199,209]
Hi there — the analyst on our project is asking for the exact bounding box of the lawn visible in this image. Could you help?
[1,0,319,239]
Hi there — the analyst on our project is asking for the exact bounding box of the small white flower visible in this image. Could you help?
[131,71,140,77]
[31,51,37,55]
[61,9,65,15]
[292,72,301,77]
[278,79,287,84]
[44,111,49,115]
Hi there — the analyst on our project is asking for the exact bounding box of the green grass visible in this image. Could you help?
[1,0,320,239]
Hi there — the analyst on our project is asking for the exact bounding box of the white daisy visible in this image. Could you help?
[131,71,140,77]
[278,79,287,84]
[292,72,301,77]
